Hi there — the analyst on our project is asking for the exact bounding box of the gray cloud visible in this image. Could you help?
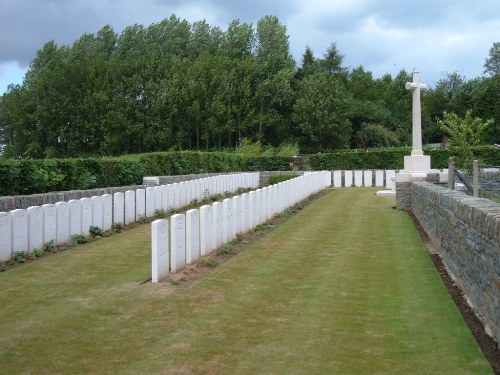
[0,0,498,90]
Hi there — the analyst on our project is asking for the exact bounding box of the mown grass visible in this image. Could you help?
[0,188,492,374]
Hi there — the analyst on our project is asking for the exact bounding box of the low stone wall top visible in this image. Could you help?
[144,172,243,187]
[0,185,148,212]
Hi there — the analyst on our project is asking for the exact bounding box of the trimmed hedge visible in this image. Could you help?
[268,173,300,185]
[1,147,499,196]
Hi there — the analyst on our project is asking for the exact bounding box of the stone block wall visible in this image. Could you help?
[395,181,412,210]
[0,185,148,212]
[409,181,500,345]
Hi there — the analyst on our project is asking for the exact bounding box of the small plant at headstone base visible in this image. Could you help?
[198,258,218,268]
[223,191,232,198]
[281,207,294,218]
[111,222,124,232]
[217,243,235,256]
[89,226,104,237]
[70,234,89,246]
[154,209,167,218]
[13,251,28,263]
[42,240,56,253]
[32,248,44,258]
[189,199,199,208]
[232,233,244,244]
[255,224,269,234]
[438,111,494,171]
[0,263,6,272]
[138,215,152,224]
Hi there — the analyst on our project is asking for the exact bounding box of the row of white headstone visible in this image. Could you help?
[332,170,396,189]
[151,171,331,282]
[0,173,259,262]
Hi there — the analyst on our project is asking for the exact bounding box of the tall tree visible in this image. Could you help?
[484,42,500,76]
[293,71,353,150]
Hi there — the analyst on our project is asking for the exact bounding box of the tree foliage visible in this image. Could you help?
[0,15,497,159]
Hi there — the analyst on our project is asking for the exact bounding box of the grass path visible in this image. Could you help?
[0,188,492,374]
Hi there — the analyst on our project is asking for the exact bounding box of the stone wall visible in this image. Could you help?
[409,181,500,345]
[0,185,148,212]
[395,181,412,210]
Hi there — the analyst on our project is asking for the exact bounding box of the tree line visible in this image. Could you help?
[0,15,498,158]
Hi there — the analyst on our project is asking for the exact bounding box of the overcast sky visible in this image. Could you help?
[1,0,499,95]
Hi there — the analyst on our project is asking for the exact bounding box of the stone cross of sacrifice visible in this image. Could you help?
[405,71,427,156]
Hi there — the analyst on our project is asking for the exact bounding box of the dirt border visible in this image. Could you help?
[408,211,500,375]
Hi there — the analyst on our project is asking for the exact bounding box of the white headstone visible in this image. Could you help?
[91,196,103,230]
[213,202,224,249]
[11,209,28,254]
[135,189,146,222]
[27,206,43,252]
[154,186,162,212]
[113,192,124,226]
[0,212,12,262]
[233,195,242,235]
[151,219,169,283]
[69,200,82,237]
[386,170,396,190]
[166,185,174,211]
[102,194,113,231]
[125,190,135,225]
[81,198,92,235]
[344,171,353,187]
[170,213,186,273]
[146,187,155,217]
[222,198,233,243]
[161,185,169,211]
[375,170,384,187]
[42,204,57,244]
[186,209,200,264]
[333,171,342,187]
[363,170,373,187]
[200,205,213,256]
[354,171,363,187]
[249,191,257,229]
[241,193,249,233]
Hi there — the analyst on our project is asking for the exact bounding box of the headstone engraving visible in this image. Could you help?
[170,214,186,273]
[91,196,103,230]
[113,192,124,226]
[102,194,113,231]
[213,202,223,249]
[363,170,373,187]
[27,206,43,252]
[354,171,363,187]
[0,212,12,262]
[135,189,146,222]
[146,187,155,217]
[344,170,353,187]
[42,204,57,244]
[81,198,92,235]
[151,219,169,283]
[186,209,200,264]
[69,200,82,237]
[375,170,384,187]
[333,170,342,187]
[200,205,213,256]
[124,190,135,225]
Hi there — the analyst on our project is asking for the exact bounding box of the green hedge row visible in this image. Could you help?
[1,147,499,196]
[268,173,300,185]
[305,146,500,171]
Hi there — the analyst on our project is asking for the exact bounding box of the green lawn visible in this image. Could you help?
[0,188,492,374]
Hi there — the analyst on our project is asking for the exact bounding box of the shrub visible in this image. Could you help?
[32,248,44,258]
[42,240,56,253]
[70,234,88,245]
[13,251,28,263]
[198,258,218,267]
[89,226,104,237]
